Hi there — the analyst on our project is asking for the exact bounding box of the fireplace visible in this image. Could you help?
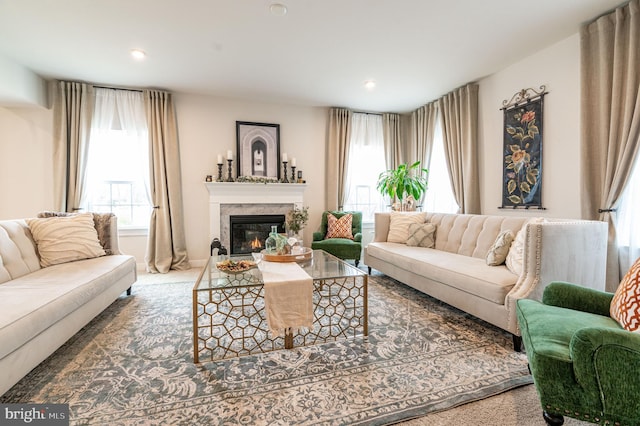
[230,214,285,255]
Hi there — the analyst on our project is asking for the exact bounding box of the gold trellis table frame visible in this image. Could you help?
[192,250,368,363]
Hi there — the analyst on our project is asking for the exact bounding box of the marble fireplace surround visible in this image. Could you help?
[205,182,307,250]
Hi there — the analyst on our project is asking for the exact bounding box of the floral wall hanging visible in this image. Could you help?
[500,86,547,209]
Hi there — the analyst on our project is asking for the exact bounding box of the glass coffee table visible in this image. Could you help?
[193,249,368,363]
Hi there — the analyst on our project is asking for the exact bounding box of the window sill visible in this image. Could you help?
[119,228,149,237]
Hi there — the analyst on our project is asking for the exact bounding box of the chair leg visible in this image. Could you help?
[367,266,372,275]
[512,334,522,352]
[543,411,564,425]
[355,260,359,267]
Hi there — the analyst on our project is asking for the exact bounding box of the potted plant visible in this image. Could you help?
[285,206,309,236]
[376,161,428,211]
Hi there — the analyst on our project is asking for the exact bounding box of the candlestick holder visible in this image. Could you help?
[282,161,289,183]
[226,159,234,182]
[216,163,224,182]
[291,166,296,183]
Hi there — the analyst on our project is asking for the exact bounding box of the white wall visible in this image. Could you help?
[0,106,54,218]
[478,33,582,219]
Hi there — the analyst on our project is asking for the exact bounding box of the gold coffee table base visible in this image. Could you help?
[193,250,368,363]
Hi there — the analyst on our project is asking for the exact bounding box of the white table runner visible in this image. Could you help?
[258,260,313,336]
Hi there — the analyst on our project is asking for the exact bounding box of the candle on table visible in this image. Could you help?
[227,150,233,160]
[282,153,288,162]
[291,157,296,167]
[217,154,223,164]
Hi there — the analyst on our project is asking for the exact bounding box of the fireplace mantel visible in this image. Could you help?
[205,182,307,245]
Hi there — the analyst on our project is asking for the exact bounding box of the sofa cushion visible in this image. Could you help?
[0,220,41,282]
[506,217,545,275]
[387,212,426,243]
[486,230,514,266]
[366,242,518,304]
[610,256,640,332]
[0,255,135,360]
[27,213,106,267]
[38,211,118,255]
[406,223,436,248]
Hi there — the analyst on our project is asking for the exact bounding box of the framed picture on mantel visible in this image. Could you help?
[236,121,280,180]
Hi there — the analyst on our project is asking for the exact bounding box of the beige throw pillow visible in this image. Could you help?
[486,230,514,266]
[38,211,117,255]
[27,213,106,267]
[505,218,544,275]
[387,212,426,243]
[406,223,436,248]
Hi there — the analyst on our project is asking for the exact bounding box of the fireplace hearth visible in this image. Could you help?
[230,214,285,255]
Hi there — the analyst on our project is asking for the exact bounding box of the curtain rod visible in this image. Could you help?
[94,85,143,93]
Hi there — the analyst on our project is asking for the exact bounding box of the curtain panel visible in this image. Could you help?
[580,0,640,289]
[410,102,438,175]
[326,108,352,210]
[382,113,403,170]
[144,89,190,273]
[438,83,481,214]
[52,81,95,212]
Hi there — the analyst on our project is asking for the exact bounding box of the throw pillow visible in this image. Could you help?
[27,213,106,267]
[406,223,436,248]
[486,230,515,266]
[387,212,426,243]
[38,211,117,255]
[505,218,544,275]
[325,213,353,239]
[610,257,640,332]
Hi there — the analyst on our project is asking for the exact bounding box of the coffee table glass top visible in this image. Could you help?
[195,249,365,291]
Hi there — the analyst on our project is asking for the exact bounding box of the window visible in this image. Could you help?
[423,115,458,214]
[83,89,152,229]
[342,113,387,222]
[615,150,640,271]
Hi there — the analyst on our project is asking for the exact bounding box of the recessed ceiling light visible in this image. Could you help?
[364,80,376,90]
[270,3,288,16]
[130,49,146,60]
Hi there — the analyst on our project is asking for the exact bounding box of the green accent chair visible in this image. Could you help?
[311,211,362,266]
[516,282,640,426]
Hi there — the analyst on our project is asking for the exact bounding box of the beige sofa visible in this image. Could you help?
[0,214,137,395]
[364,212,608,350]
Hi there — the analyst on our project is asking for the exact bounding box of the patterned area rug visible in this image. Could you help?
[1,274,532,425]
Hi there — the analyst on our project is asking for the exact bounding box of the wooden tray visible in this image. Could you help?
[261,247,313,263]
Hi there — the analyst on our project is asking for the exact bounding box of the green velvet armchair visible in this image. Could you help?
[311,211,362,266]
[516,282,640,426]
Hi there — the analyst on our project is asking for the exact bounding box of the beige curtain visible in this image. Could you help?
[326,108,352,210]
[144,89,190,273]
[410,102,438,173]
[438,83,481,214]
[52,81,95,212]
[382,113,403,169]
[580,0,640,289]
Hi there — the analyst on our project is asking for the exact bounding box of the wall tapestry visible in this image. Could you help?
[500,86,547,209]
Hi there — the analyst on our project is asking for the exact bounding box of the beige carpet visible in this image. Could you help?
[139,267,590,426]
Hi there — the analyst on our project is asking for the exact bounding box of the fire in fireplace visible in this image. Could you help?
[230,214,285,255]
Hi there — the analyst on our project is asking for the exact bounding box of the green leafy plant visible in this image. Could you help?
[376,161,428,205]
[285,206,309,233]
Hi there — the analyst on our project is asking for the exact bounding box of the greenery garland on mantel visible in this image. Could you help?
[233,176,303,184]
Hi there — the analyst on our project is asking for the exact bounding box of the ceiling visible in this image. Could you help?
[0,0,625,112]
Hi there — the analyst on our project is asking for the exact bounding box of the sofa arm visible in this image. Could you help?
[354,232,362,242]
[313,231,324,241]
[505,220,608,333]
[570,326,640,417]
[543,281,614,316]
[372,212,390,242]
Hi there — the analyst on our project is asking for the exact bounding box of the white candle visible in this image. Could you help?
[217,154,223,164]
[282,153,288,162]
[227,150,233,160]
[291,157,296,167]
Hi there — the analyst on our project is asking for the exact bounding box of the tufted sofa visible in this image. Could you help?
[0,215,137,395]
[364,212,608,350]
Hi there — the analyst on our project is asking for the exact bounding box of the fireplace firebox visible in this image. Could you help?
[230,214,285,254]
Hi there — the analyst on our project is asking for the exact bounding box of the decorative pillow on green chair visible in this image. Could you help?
[610,256,640,332]
[326,213,353,239]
